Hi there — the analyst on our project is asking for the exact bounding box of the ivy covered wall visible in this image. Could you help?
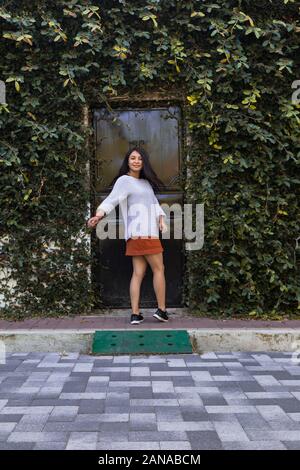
[0,0,299,319]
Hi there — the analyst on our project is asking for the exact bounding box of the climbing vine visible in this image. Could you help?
[0,0,299,319]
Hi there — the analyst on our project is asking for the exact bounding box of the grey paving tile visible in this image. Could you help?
[205,405,257,414]
[181,410,211,421]
[214,421,250,441]
[130,388,153,399]
[2,351,300,449]
[66,442,97,449]
[0,414,23,422]
[128,431,188,441]
[158,421,214,431]
[8,431,69,442]
[234,413,272,430]
[0,422,17,433]
[97,431,128,442]
[14,423,45,432]
[0,442,35,450]
[159,441,191,449]
[129,421,157,431]
[96,441,159,450]
[155,408,183,421]
[222,441,286,450]
[187,431,223,450]
[98,422,129,432]
[245,430,300,441]
[67,431,97,443]
[129,411,155,419]
[283,441,300,450]
[201,397,229,406]
[44,421,99,432]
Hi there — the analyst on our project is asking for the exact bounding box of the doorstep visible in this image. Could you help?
[1,309,300,330]
[0,311,300,354]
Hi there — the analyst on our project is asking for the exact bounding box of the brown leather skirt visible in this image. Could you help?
[125,236,164,256]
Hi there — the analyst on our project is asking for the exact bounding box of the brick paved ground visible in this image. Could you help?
[1,352,300,450]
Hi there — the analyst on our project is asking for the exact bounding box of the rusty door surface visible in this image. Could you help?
[92,106,184,307]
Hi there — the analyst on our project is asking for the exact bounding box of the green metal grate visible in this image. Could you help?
[92,330,193,355]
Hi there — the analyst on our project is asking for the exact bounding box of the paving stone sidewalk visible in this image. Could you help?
[1,352,300,450]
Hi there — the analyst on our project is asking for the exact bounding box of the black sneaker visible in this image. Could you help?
[153,308,169,322]
[130,313,144,325]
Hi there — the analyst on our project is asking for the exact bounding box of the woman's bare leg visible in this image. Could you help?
[144,253,166,311]
[130,255,148,314]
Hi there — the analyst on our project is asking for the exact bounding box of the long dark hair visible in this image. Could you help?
[109,146,166,193]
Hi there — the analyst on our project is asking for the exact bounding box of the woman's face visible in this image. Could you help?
[128,151,143,173]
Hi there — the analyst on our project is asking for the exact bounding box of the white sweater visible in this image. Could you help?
[96,175,167,241]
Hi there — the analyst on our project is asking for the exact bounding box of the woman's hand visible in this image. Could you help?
[159,216,168,233]
[87,210,106,228]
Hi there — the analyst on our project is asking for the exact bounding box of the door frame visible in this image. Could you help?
[84,91,192,308]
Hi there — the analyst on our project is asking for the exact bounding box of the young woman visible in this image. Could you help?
[87,146,169,325]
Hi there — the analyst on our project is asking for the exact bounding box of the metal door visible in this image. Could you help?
[92,106,184,307]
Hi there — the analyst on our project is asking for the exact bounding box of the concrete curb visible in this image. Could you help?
[1,328,300,354]
[188,328,300,353]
